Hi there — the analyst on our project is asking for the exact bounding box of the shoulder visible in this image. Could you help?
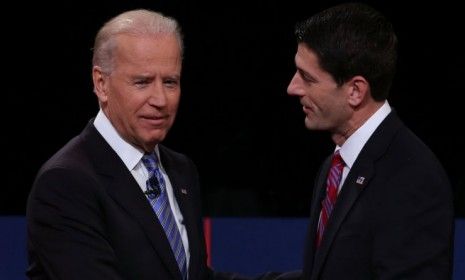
[371,117,452,200]
[39,134,92,176]
[33,139,94,193]
[369,112,444,172]
[31,122,105,198]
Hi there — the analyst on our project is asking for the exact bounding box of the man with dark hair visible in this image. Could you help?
[287,3,454,279]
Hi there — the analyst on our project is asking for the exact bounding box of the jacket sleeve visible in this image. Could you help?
[27,167,125,280]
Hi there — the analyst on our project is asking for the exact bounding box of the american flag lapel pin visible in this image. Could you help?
[356,176,365,185]
[181,188,188,195]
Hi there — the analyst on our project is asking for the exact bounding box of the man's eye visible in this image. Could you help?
[164,80,179,88]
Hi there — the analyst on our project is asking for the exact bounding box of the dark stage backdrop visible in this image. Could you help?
[4,0,464,217]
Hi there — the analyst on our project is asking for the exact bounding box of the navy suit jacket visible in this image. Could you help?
[27,120,211,280]
[302,111,454,279]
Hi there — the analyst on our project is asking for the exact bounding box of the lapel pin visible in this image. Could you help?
[181,188,188,195]
[356,176,365,185]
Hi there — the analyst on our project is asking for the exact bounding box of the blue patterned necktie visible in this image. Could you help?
[142,152,187,280]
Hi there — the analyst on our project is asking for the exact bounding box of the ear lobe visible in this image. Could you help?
[347,75,368,107]
[92,66,109,103]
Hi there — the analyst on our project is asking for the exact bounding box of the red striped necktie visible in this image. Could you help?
[316,150,344,248]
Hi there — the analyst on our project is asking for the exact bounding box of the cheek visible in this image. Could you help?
[306,90,324,109]
[168,94,181,111]
[122,93,147,112]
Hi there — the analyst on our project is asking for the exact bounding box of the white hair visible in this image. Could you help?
[92,9,183,74]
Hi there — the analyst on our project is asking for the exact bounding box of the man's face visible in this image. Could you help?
[96,33,182,152]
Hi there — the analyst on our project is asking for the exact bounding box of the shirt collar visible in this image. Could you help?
[338,101,391,168]
[93,109,160,171]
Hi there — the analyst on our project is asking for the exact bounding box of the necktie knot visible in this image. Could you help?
[141,152,164,197]
[331,150,344,170]
[142,152,160,173]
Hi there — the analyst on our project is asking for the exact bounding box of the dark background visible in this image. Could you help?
[4,0,464,217]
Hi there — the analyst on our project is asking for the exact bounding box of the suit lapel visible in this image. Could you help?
[311,160,374,279]
[81,124,182,280]
[160,147,201,279]
[307,157,331,263]
[302,157,332,280]
[310,111,403,279]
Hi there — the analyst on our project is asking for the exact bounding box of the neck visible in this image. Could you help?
[332,100,384,146]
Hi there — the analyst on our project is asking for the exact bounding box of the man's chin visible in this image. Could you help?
[304,119,314,130]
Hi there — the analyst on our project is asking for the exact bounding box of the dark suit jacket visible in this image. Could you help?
[27,120,211,280]
[302,112,454,280]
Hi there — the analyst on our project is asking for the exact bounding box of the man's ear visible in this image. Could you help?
[92,66,109,103]
[347,75,369,107]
